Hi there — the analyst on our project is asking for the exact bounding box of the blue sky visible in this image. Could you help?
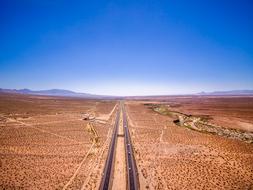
[1,0,253,95]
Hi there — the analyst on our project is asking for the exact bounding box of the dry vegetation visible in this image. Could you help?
[162,96,253,132]
[126,97,253,189]
[1,93,253,189]
[0,93,117,189]
[150,104,253,143]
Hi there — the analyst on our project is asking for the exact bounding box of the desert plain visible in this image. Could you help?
[0,93,117,189]
[0,93,253,189]
[126,96,253,189]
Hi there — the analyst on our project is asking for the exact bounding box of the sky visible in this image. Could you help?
[1,0,253,96]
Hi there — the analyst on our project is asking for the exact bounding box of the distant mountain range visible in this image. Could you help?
[0,88,106,98]
[1,88,253,98]
[197,90,253,95]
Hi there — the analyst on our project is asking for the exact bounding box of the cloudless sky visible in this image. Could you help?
[1,0,253,95]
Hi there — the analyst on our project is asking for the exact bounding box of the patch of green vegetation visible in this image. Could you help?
[148,104,253,144]
[154,106,175,117]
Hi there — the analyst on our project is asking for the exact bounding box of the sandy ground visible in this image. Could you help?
[0,93,117,189]
[163,96,253,132]
[126,100,253,189]
[1,93,253,189]
[112,111,126,190]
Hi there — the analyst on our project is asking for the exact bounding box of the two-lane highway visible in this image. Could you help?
[122,103,139,190]
[99,105,120,190]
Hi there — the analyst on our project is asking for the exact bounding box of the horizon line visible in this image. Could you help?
[1,87,253,97]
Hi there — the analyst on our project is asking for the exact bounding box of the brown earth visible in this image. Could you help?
[1,93,253,189]
[0,93,117,189]
[126,97,253,189]
[155,96,253,132]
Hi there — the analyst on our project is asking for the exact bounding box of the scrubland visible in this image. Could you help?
[126,97,253,189]
[0,93,117,189]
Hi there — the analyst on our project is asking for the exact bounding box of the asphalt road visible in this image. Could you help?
[99,101,139,190]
